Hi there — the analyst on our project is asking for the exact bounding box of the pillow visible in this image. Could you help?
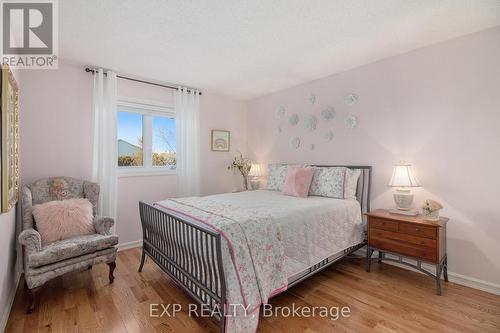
[309,167,360,199]
[32,198,95,245]
[282,167,314,197]
[344,169,362,199]
[264,164,290,191]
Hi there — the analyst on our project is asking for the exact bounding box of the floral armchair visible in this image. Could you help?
[18,177,118,313]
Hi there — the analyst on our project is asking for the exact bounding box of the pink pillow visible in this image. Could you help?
[282,167,314,197]
[33,198,95,245]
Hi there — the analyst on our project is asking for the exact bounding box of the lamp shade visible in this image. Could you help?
[388,163,421,187]
[249,164,262,177]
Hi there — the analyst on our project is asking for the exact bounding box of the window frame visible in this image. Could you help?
[117,97,177,177]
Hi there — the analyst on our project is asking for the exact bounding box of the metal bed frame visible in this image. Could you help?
[138,165,371,333]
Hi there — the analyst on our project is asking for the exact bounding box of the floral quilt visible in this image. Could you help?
[155,190,363,333]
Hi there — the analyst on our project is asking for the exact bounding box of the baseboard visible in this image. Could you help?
[117,240,142,252]
[354,249,500,296]
[0,273,21,333]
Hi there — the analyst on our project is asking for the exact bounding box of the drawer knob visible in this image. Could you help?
[415,228,420,231]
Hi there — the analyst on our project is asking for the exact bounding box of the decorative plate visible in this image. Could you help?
[308,94,316,105]
[289,137,301,150]
[344,93,359,106]
[304,115,318,132]
[324,130,334,141]
[288,114,299,126]
[344,113,358,129]
[275,105,285,119]
[321,107,335,120]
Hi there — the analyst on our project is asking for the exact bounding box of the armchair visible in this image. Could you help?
[19,177,118,313]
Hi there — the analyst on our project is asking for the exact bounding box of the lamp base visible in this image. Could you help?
[393,188,414,210]
[389,209,419,216]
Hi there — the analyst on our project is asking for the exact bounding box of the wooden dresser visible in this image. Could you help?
[366,209,449,295]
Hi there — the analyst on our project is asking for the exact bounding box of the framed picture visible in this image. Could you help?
[211,130,230,152]
[1,64,19,213]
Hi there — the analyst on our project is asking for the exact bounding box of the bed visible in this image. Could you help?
[138,165,371,333]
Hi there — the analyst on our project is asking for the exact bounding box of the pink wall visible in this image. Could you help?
[247,27,500,285]
[19,61,248,244]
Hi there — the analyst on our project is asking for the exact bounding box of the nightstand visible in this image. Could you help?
[365,209,449,295]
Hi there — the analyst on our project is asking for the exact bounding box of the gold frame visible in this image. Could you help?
[211,129,230,152]
[1,64,19,212]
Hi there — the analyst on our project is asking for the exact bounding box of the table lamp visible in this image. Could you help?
[248,164,262,190]
[388,161,421,215]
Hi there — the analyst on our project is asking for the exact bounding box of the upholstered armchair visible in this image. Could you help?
[19,177,118,313]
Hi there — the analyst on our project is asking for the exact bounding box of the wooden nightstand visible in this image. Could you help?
[365,209,449,295]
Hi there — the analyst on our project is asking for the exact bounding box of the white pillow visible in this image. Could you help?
[309,167,361,199]
[264,164,289,191]
[344,169,361,199]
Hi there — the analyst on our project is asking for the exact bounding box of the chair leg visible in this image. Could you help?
[25,284,41,314]
[138,249,146,272]
[107,262,116,283]
[88,265,93,270]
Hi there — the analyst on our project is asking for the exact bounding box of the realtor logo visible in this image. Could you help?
[1,0,58,69]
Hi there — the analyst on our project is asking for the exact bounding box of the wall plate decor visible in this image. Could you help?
[275,105,285,119]
[344,93,359,106]
[304,115,318,132]
[324,130,334,141]
[321,107,335,120]
[211,129,230,152]
[288,113,299,126]
[1,64,19,212]
[344,113,358,129]
[308,94,316,105]
[289,137,301,150]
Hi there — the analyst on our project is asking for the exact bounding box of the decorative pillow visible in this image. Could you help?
[264,164,289,191]
[32,198,95,245]
[282,167,314,197]
[344,169,362,199]
[309,167,360,199]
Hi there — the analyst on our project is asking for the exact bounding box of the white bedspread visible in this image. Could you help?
[156,190,363,333]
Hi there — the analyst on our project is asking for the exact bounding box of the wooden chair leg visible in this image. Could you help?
[25,285,41,314]
[107,262,116,283]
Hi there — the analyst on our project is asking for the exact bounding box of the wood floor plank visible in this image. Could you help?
[6,248,500,333]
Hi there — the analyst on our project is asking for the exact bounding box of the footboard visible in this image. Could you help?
[138,201,226,331]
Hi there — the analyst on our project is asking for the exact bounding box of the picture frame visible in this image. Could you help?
[211,129,230,152]
[1,64,19,213]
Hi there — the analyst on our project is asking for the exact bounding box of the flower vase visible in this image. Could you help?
[242,174,249,191]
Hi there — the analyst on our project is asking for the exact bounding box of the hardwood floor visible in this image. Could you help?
[6,248,500,333]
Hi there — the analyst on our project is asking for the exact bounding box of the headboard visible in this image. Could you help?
[312,165,372,218]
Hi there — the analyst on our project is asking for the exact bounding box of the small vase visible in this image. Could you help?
[242,175,249,190]
[423,209,440,221]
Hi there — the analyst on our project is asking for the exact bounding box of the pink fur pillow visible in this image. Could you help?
[282,167,314,197]
[33,198,95,245]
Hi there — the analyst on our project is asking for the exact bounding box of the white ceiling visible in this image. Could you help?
[60,0,500,100]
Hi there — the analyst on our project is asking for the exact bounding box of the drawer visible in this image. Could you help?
[369,228,437,248]
[369,217,398,232]
[399,223,436,239]
[369,236,437,262]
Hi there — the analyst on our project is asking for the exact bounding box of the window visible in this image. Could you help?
[117,98,176,175]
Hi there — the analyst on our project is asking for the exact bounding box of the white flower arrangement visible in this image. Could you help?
[227,151,252,190]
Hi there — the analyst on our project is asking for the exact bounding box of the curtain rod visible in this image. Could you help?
[84,67,202,95]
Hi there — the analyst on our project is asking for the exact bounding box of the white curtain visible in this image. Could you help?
[175,87,200,197]
[91,69,118,218]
